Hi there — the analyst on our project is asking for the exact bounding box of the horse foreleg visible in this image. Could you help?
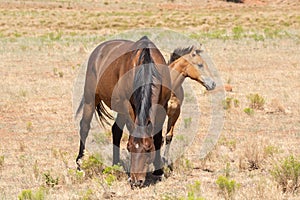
[163,105,180,169]
[76,102,94,171]
[112,114,125,165]
[153,130,164,177]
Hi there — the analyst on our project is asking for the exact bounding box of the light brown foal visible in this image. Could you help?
[163,46,216,166]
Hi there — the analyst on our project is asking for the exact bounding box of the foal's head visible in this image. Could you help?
[169,46,216,90]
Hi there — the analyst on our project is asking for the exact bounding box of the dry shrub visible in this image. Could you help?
[239,140,270,171]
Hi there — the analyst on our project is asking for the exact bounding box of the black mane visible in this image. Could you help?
[133,36,161,128]
[168,46,194,64]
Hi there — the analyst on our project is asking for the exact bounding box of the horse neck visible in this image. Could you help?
[168,58,187,92]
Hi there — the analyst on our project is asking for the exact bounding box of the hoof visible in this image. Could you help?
[152,168,164,181]
[162,157,174,171]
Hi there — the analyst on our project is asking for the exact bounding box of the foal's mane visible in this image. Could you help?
[168,46,194,64]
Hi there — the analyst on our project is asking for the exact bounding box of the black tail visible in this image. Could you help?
[133,37,161,127]
[75,96,113,127]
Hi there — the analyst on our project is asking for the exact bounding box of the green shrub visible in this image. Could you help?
[187,181,205,200]
[102,165,124,186]
[243,107,254,115]
[43,171,58,188]
[222,97,233,110]
[68,169,84,183]
[222,97,239,110]
[18,187,46,200]
[216,176,240,200]
[81,154,104,178]
[247,93,265,110]
[271,155,300,193]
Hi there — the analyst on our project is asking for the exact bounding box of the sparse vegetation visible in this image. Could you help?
[81,154,104,178]
[18,187,46,200]
[1,0,299,199]
[222,97,239,110]
[271,155,300,193]
[26,122,33,132]
[184,117,192,128]
[247,93,265,110]
[102,165,124,186]
[43,171,59,188]
[186,181,205,200]
[243,107,254,115]
[68,169,85,184]
[0,155,4,169]
[216,176,240,200]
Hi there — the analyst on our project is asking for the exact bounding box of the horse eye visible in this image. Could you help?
[198,64,204,68]
[195,49,202,54]
[192,53,196,57]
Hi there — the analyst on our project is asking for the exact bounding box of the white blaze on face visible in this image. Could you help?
[135,143,139,149]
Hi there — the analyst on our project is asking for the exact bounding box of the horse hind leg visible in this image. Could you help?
[76,102,94,170]
[112,114,125,166]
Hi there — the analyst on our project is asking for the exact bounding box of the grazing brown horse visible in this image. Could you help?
[163,46,216,166]
[76,36,171,187]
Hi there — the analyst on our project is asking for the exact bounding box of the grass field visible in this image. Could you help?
[0,0,300,199]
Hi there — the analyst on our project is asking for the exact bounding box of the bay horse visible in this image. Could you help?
[163,46,216,166]
[75,36,171,187]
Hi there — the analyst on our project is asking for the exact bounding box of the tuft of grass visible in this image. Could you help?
[271,155,300,193]
[68,169,84,184]
[243,107,254,115]
[264,145,281,157]
[19,89,27,97]
[222,97,239,110]
[184,117,192,128]
[26,121,33,132]
[102,165,124,186]
[43,171,59,188]
[0,155,4,169]
[247,93,265,110]
[81,154,104,178]
[232,25,244,39]
[216,176,240,200]
[53,68,64,78]
[33,160,39,180]
[187,180,205,200]
[80,188,93,200]
[18,187,46,200]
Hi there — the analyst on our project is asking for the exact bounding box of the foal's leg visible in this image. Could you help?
[112,114,125,165]
[163,104,181,168]
[76,102,94,170]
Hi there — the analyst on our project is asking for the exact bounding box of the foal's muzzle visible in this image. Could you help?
[203,77,216,90]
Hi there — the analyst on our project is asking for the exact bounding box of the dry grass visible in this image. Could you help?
[0,0,300,199]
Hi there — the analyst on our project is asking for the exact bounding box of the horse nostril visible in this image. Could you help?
[136,180,144,187]
[212,81,216,89]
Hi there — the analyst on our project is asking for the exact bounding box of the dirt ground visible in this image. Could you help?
[0,0,299,199]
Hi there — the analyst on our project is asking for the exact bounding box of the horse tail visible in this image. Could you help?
[75,96,113,128]
[133,36,161,126]
[95,101,114,127]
